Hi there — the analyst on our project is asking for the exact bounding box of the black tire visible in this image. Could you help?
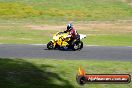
[72,41,83,51]
[47,41,54,50]
[76,75,86,85]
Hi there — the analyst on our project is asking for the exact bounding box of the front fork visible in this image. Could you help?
[51,40,56,47]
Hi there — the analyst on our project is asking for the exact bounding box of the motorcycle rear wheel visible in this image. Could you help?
[72,41,83,51]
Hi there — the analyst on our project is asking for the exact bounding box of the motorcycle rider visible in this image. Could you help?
[64,24,79,44]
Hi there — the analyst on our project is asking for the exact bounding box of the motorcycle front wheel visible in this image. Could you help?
[47,41,54,50]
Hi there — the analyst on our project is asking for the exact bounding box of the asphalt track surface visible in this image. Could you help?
[0,44,132,61]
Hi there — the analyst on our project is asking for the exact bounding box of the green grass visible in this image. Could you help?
[0,0,132,21]
[0,24,132,46]
[0,0,132,46]
[84,34,132,46]
[0,26,55,44]
[0,25,132,46]
[0,58,131,88]
[0,3,41,18]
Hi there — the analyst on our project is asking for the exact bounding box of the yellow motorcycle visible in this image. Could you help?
[47,32,86,51]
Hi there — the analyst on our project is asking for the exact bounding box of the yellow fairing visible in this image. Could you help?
[52,32,70,47]
[61,40,69,47]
